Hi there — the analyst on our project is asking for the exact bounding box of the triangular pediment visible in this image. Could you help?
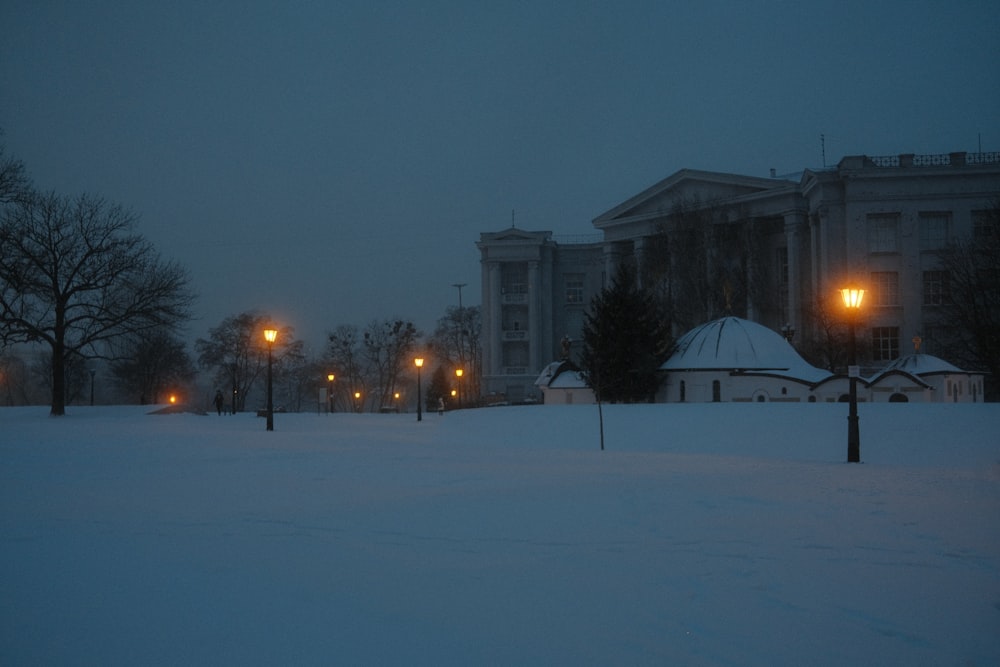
[594,169,793,227]
[479,227,552,244]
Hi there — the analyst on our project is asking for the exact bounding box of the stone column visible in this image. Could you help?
[486,262,502,381]
[603,242,623,286]
[528,260,540,372]
[784,212,808,334]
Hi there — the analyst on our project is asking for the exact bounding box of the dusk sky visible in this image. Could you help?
[2,1,998,350]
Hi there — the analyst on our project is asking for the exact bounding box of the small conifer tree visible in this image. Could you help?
[581,263,672,403]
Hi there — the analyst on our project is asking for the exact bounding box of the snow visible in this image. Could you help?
[2,403,999,666]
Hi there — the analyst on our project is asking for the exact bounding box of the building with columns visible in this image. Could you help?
[478,152,1000,402]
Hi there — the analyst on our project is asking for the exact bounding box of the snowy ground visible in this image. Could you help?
[2,402,998,666]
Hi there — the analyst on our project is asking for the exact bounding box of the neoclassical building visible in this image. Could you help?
[478,151,1000,402]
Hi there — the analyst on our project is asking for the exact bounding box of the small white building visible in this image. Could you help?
[656,316,984,403]
[534,360,596,405]
[657,317,832,403]
[870,353,985,403]
[535,316,985,405]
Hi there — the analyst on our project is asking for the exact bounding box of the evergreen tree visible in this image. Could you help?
[581,263,671,403]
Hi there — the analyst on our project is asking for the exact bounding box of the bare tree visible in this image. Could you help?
[0,192,193,415]
[362,319,419,411]
[933,204,1000,398]
[110,330,196,405]
[194,312,301,412]
[799,293,853,373]
[429,305,481,403]
[0,131,31,205]
[327,324,365,411]
[641,198,773,336]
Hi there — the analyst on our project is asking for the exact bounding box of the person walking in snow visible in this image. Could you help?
[214,390,224,416]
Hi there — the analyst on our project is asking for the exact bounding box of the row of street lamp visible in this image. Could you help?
[263,284,865,463]
[262,328,464,430]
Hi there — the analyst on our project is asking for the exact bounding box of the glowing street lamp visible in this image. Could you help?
[264,327,278,431]
[455,368,463,409]
[414,357,424,421]
[327,373,335,413]
[840,286,865,462]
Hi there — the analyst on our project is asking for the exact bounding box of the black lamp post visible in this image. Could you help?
[840,287,865,463]
[455,368,463,409]
[264,327,277,431]
[89,369,95,406]
[327,373,335,413]
[415,357,424,421]
[230,363,237,415]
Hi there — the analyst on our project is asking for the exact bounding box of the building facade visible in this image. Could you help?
[478,152,1000,401]
[476,229,602,402]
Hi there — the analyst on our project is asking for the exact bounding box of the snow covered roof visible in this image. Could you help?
[535,360,589,389]
[661,316,833,383]
[879,353,967,376]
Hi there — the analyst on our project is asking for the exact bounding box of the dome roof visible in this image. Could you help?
[661,317,830,382]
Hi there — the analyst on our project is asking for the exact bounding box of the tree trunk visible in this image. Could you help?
[50,340,66,416]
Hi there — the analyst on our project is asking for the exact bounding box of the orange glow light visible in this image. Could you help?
[840,287,865,310]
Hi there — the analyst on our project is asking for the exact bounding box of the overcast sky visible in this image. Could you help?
[2,0,998,350]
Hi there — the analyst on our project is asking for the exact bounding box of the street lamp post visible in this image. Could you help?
[840,286,865,463]
[230,363,237,415]
[264,327,278,431]
[415,357,424,421]
[327,373,335,413]
[89,369,95,406]
[455,368,463,409]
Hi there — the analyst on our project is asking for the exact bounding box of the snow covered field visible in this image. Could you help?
[2,403,998,666]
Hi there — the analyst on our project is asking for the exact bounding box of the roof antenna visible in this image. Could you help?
[511,208,515,228]
[821,133,826,168]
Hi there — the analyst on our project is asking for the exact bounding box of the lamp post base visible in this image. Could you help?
[847,415,860,463]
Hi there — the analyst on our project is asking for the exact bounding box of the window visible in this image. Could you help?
[919,213,950,250]
[712,380,721,402]
[872,326,900,361]
[923,271,950,306]
[871,271,899,306]
[564,274,584,304]
[972,210,1000,242]
[501,263,528,294]
[867,213,899,253]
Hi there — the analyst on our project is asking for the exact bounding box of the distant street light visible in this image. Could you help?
[455,368,463,409]
[840,286,865,462]
[264,327,278,431]
[452,283,467,309]
[354,391,362,413]
[327,373,335,413]
[89,368,96,406]
[414,357,424,421]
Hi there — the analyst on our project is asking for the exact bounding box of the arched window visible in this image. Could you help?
[889,393,908,402]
